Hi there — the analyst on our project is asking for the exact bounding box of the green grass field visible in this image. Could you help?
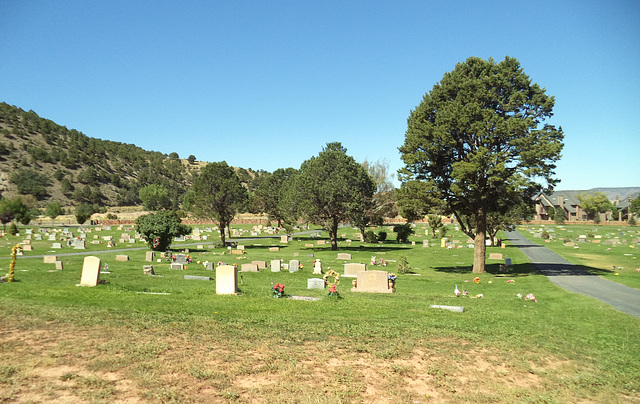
[1,223,639,403]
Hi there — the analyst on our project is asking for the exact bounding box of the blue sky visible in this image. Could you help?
[1,0,638,190]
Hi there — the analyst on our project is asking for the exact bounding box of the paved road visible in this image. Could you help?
[505,230,640,318]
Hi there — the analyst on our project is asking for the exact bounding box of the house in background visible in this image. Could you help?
[533,188,639,222]
[534,191,587,222]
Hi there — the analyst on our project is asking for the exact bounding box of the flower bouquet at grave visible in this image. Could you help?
[272,283,285,298]
[327,284,341,298]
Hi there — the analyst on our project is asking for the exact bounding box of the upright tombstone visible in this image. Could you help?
[143,265,155,275]
[73,240,86,249]
[79,256,101,287]
[344,263,366,277]
[216,265,238,295]
[313,259,323,274]
[55,261,63,270]
[44,255,57,264]
[352,270,393,293]
[423,239,429,248]
[337,253,352,260]
[252,260,267,270]
[289,259,300,273]
[116,255,129,261]
[240,263,259,272]
[280,235,289,244]
[145,251,155,262]
[270,259,281,272]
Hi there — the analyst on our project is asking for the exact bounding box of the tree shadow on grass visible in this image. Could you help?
[433,262,613,277]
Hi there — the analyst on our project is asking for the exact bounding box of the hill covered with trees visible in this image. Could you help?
[0,102,265,210]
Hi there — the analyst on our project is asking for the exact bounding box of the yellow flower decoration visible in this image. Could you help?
[323,269,340,286]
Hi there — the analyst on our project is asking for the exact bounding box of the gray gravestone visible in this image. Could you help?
[307,278,325,289]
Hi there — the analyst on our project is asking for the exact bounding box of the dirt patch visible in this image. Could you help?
[0,320,590,403]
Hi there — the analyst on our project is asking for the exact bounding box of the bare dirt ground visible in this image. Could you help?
[0,319,603,404]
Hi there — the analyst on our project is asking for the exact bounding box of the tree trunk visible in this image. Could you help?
[329,218,339,251]
[472,209,487,273]
[219,221,227,246]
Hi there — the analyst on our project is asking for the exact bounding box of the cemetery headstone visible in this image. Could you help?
[145,251,155,262]
[269,247,280,252]
[170,263,184,270]
[241,263,259,272]
[337,253,352,260]
[313,259,322,274]
[115,255,129,261]
[252,260,267,270]
[307,278,325,289]
[55,261,63,270]
[489,253,503,260]
[289,260,300,273]
[52,243,62,249]
[280,235,289,243]
[44,255,57,264]
[216,265,238,295]
[271,260,281,272]
[423,239,429,248]
[352,270,393,293]
[143,265,155,275]
[344,263,366,277]
[184,275,211,281]
[79,256,101,287]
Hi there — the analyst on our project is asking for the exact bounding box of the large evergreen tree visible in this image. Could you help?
[294,142,375,250]
[184,162,247,246]
[399,56,563,273]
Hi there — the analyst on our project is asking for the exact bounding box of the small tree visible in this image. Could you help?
[427,214,445,239]
[554,207,567,224]
[578,192,613,222]
[75,203,94,225]
[139,184,171,211]
[393,223,414,243]
[187,155,196,164]
[46,201,63,226]
[135,210,191,251]
[0,198,15,231]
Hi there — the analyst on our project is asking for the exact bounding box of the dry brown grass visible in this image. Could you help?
[1,316,609,404]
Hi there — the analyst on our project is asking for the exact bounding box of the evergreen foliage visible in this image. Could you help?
[399,56,563,273]
[135,210,191,251]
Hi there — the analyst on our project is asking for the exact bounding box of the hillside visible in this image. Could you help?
[0,102,264,209]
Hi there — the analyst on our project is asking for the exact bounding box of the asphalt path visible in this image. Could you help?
[505,230,640,318]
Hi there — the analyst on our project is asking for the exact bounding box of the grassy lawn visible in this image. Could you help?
[1,223,639,403]
[516,224,640,289]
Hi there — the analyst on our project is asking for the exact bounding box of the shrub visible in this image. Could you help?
[396,255,411,274]
[105,213,118,220]
[8,222,18,236]
[629,216,637,226]
[541,229,550,239]
[377,231,387,242]
[364,230,377,243]
[393,224,414,243]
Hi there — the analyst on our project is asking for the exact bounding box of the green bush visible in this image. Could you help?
[364,230,378,243]
[8,222,18,236]
[393,224,414,243]
[377,231,387,242]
